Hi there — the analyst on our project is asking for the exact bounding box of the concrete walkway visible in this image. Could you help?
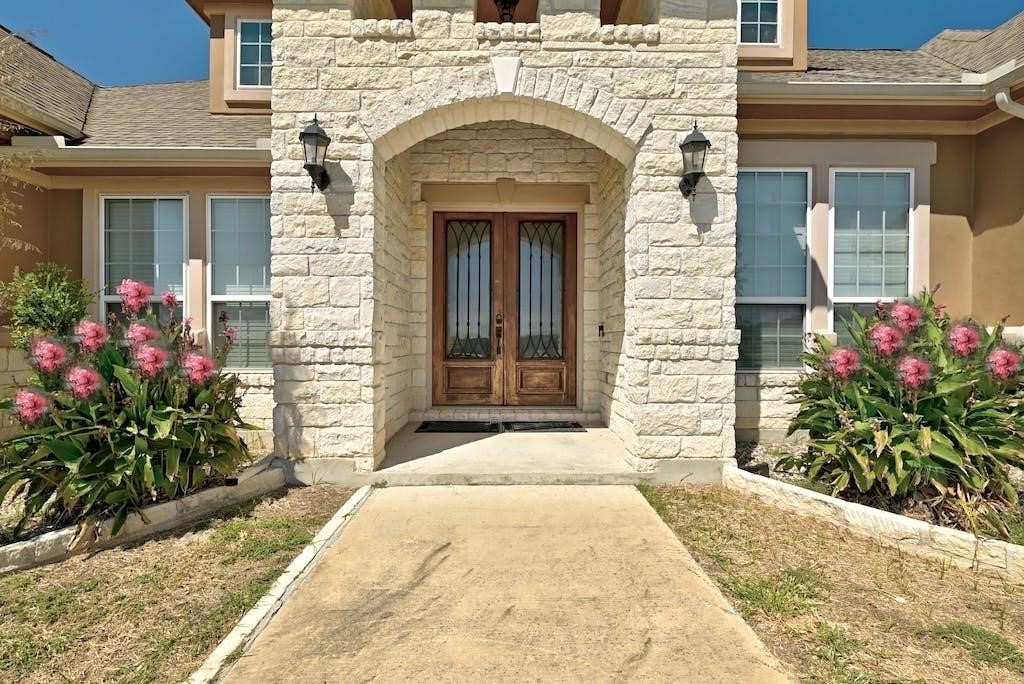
[225,486,790,683]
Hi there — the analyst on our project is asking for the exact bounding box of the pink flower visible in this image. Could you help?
[948,324,981,358]
[898,356,932,390]
[161,291,179,309]
[66,366,102,400]
[13,389,49,424]
[125,322,160,346]
[934,303,948,317]
[889,303,923,333]
[182,352,215,385]
[868,324,904,358]
[828,348,861,380]
[987,348,1021,381]
[30,338,67,373]
[74,320,109,354]
[116,279,154,314]
[224,327,239,343]
[134,344,169,378]
[183,316,193,328]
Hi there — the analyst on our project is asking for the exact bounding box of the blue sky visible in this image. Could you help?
[1,1,1022,85]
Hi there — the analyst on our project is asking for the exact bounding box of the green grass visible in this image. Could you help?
[636,484,669,518]
[0,486,353,683]
[721,566,830,618]
[1004,506,1024,546]
[808,623,885,684]
[931,622,1024,675]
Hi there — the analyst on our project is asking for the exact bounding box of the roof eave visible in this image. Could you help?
[2,140,271,166]
[739,61,1024,104]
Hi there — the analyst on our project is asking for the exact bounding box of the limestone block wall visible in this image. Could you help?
[271,0,740,474]
[735,372,800,443]
[0,341,31,439]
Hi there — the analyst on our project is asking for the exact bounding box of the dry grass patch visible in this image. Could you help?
[0,485,354,683]
[641,485,1024,683]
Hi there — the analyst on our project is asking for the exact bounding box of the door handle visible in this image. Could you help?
[495,313,503,355]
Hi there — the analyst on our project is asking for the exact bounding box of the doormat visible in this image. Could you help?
[502,421,586,432]
[415,421,501,433]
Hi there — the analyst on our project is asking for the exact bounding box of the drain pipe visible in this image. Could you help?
[995,89,1024,120]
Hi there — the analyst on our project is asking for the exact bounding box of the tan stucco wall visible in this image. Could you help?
[971,118,1024,324]
[928,136,974,319]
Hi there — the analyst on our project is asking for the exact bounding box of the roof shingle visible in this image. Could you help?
[0,26,94,137]
[743,48,967,84]
[78,81,269,148]
[921,11,1024,74]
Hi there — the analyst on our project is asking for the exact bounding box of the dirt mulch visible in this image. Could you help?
[643,485,1024,683]
[0,485,355,684]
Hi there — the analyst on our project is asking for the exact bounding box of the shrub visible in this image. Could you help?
[0,279,256,537]
[781,288,1024,539]
[0,263,93,350]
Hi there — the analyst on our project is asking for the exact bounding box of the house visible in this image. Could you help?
[1,1,1022,483]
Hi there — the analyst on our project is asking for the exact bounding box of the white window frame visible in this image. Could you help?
[206,194,272,372]
[236,18,272,90]
[735,166,813,372]
[99,194,189,319]
[827,167,915,332]
[737,0,782,47]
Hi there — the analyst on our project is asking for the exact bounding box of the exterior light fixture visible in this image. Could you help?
[299,115,331,193]
[492,0,520,22]
[679,121,711,198]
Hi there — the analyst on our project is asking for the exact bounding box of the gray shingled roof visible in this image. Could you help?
[0,26,94,137]
[78,81,270,148]
[922,11,1024,74]
[744,48,967,84]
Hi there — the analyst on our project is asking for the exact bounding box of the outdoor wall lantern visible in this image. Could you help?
[679,121,711,199]
[299,115,331,193]
[493,0,520,22]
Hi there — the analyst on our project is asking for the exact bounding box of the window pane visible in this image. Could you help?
[759,24,777,43]
[736,171,808,299]
[833,171,911,299]
[240,21,260,42]
[737,304,805,370]
[239,66,259,86]
[740,24,758,43]
[240,45,260,66]
[740,2,758,21]
[211,197,271,296]
[104,198,183,296]
[834,303,877,346]
[213,302,271,368]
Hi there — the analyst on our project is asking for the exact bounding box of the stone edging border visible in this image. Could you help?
[188,485,374,684]
[723,466,1024,581]
[0,464,286,575]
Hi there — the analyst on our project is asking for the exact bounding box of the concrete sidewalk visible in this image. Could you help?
[225,486,790,682]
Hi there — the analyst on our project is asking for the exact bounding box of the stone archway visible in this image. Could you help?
[362,65,652,167]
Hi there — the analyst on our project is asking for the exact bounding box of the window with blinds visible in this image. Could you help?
[736,169,810,370]
[830,170,912,339]
[209,197,272,368]
[102,197,185,320]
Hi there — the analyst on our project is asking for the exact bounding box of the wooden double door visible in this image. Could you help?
[432,212,577,406]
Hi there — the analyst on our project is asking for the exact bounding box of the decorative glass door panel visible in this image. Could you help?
[445,220,491,359]
[432,212,576,407]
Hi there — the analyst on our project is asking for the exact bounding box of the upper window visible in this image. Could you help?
[739,0,779,44]
[102,197,186,320]
[209,197,272,368]
[238,20,272,88]
[736,169,810,370]
[830,170,913,338]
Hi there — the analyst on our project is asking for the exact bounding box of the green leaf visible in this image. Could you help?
[113,365,139,396]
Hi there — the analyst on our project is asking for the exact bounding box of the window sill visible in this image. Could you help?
[351,19,414,39]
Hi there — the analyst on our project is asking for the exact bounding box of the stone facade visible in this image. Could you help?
[270,0,741,477]
[735,371,799,443]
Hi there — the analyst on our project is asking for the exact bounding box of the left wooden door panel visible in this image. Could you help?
[431,213,504,405]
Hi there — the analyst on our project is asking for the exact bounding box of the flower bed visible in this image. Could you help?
[0,278,258,540]
[782,287,1024,540]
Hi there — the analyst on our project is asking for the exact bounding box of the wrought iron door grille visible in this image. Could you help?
[518,220,565,360]
[445,220,491,359]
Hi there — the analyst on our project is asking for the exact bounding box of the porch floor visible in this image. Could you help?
[374,424,637,485]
